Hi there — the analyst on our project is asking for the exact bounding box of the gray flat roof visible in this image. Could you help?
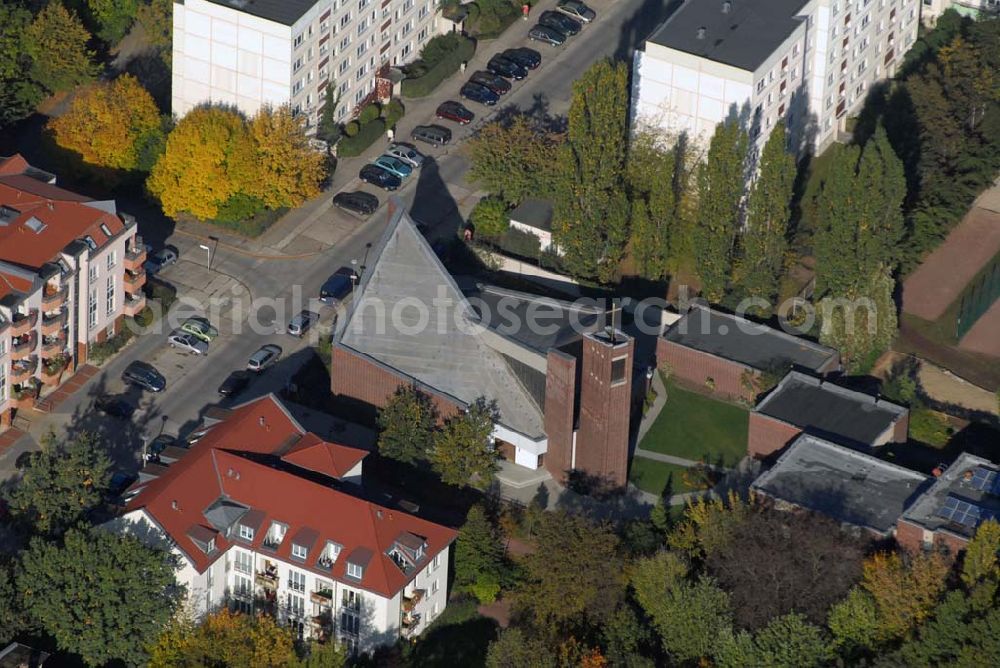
[648,0,810,72]
[755,372,908,447]
[338,204,546,439]
[752,434,930,534]
[902,452,1000,541]
[509,198,553,232]
[664,304,838,373]
[204,0,316,26]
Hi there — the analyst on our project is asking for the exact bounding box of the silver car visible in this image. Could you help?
[167,330,209,355]
[287,310,319,337]
[385,143,425,168]
[556,0,596,23]
[247,344,282,372]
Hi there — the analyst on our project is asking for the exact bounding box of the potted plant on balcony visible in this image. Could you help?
[42,353,69,384]
[12,379,40,408]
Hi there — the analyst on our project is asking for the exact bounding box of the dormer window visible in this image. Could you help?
[292,543,308,560]
[262,522,287,550]
[207,538,216,553]
[99,223,112,237]
[238,524,254,541]
[318,541,341,569]
[346,562,364,579]
[83,236,97,251]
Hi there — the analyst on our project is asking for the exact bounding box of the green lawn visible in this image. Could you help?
[403,598,498,668]
[639,379,749,467]
[629,458,705,496]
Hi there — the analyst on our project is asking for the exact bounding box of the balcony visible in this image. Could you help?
[42,284,67,309]
[8,383,39,409]
[10,357,39,384]
[42,333,68,356]
[255,570,279,589]
[401,612,421,637]
[40,354,69,386]
[402,589,425,612]
[41,310,68,336]
[124,241,147,272]
[124,293,146,317]
[11,333,38,360]
[310,612,333,631]
[11,310,38,337]
[310,589,334,606]
[124,270,146,293]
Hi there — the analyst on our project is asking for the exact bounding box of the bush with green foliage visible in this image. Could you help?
[402,35,476,98]
[88,328,135,365]
[385,98,406,127]
[471,0,519,38]
[358,102,381,125]
[337,117,386,157]
[470,196,509,239]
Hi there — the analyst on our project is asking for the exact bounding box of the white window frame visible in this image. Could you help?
[292,543,308,560]
[105,275,115,316]
[88,289,98,329]
[346,562,363,579]
[239,524,254,541]
[106,250,117,270]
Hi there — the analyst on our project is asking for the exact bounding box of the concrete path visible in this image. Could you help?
[633,448,704,468]
[634,368,667,446]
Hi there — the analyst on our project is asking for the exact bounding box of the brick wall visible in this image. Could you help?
[330,345,461,421]
[576,334,633,488]
[656,337,756,401]
[543,349,576,482]
[897,518,969,556]
[747,411,802,458]
[892,412,910,443]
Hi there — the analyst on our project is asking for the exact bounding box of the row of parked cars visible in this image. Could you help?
[529,1,595,45]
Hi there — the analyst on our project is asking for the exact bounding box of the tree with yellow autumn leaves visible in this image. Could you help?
[147,105,325,224]
[49,75,164,171]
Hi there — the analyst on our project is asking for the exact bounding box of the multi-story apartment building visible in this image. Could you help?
[631,0,921,157]
[113,395,456,653]
[0,155,146,431]
[171,0,443,131]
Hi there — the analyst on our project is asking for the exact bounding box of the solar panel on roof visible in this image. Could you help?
[971,467,998,493]
[937,495,996,529]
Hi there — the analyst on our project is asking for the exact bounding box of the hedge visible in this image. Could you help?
[337,117,386,157]
[401,36,476,98]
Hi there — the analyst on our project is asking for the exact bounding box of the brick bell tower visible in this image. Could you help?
[574,326,634,488]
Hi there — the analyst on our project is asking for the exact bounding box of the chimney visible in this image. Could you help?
[697,26,707,39]
[722,1,732,13]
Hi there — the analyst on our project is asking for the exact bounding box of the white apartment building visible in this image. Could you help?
[0,155,145,431]
[171,0,443,130]
[111,395,456,654]
[631,0,922,156]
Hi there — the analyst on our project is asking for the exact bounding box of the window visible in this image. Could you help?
[357,17,369,35]
[293,80,303,95]
[346,562,363,579]
[357,41,367,57]
[294,57,304,73]
[321,19,329,32]
[105,276,115,316]
[340,12,352,28]
[418,27,428,42]
[287,593,305,618]
[83,235,97,251]
[0,364,5,402]
[288,569,306,593]
[234,550,252,574]
[294,33,304,48]
[320,42,328,56]
[356,64,367,80]
[756,79,764,93]
[234,574,252,601]
[339,81,350,95]
[340,34,351,51]
[431,579,439,594]
[88,289,98,329]
[342,589,361,611]
[292,543,308,560]
[0,338,6,357]
[89,264,98,283]
[339,58,351,74]
[432,553,442,571]
[340,611,360,635]
[106,250,117,270]
[238,524,254,541]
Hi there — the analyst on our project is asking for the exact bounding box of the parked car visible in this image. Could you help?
[528,24,566,45]
[411,124,452,146]
[487,55,528,80]
[167,330,209,355]
[320,271,354,305]
[385,143,425,168]
[218,369,253,397]
[373,155,413,179]
[143,246,179,275]
[185,426,214,446]
[359,164,401,191]
[333,191,379,216]
[556,0,596,23]
[288,310,319,336]
[460,82,500,106]
[503,47,542,70]
[469,71,511,95]
[180,317,218,343]
[121,360,166,393]
[436,100,475,125]
[145,435,176,462]
[539,11,581,36]
[95,395,136,419]
[247,344,282,372]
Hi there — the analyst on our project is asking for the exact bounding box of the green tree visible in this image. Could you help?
[17,528,180,666]
[602,603,657,668]
[317,85,342,146]
[0,3,44,125]
[516,512,622,632]
[631,551,733,663]
[0,561,22,645]
[86,0,139,44]
[136,0,172,51]
[819,266,898,374]
[627,132,677,280]
[3,433,110,536]
[750,613,833,667]
[897,590,976,667]
[961,519,1000,611]
[377,385,436,464]
[553,59,631,282]
[731,121,795,311]
[455,504,505,596]
[148,608,298,668]
[812,144,862,297]
[470,196,509,239]
[828,587,880,655]
[431,397,500,488]
[467,115,563,205]
[295,639,348,668]
[24,1,99,93]
[486,628,557,668]
[692,119,749,301]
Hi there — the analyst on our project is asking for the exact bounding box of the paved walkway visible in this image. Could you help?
[634,369,667,446]
[634,448,708,468]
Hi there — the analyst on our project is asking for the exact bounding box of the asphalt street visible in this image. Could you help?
[0,0,678,479]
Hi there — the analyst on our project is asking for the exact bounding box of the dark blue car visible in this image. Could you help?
[359,164,401,191]
[460,82,500,106]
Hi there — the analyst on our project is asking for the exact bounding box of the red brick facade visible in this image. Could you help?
[892,413,910,444]
[657,337,756,401]
[543,349,576,482]
[896,518,968,556]
[747,411,803,458]
[575,334,633,488]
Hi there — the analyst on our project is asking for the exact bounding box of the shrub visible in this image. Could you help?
[909,408,954,447]
[214,193,267,224]
[88,329,135,366]
[384,98,406,127]
[343,120,360,137]
[498,226,541,258]
[358,103,381,125]
[337,118,386,157]
[401,36,476,98]
[419,33,464,68]
[470,196,509,239]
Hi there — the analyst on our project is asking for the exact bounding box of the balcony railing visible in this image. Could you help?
[42,334,68,354]
[42,285,67,308]
[402,588,425,612]
[41,310,68,336]
[11,357,39,384]
[125,240,147,271]
[11,310,38,336]
[124,270,146,293]
[310,589,333,605]
[255,570,278,589]
[11,333,38,359]
[124,293,146,317]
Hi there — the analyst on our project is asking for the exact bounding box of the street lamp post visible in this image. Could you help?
[198,244,211,271]
[350,258,358,293]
